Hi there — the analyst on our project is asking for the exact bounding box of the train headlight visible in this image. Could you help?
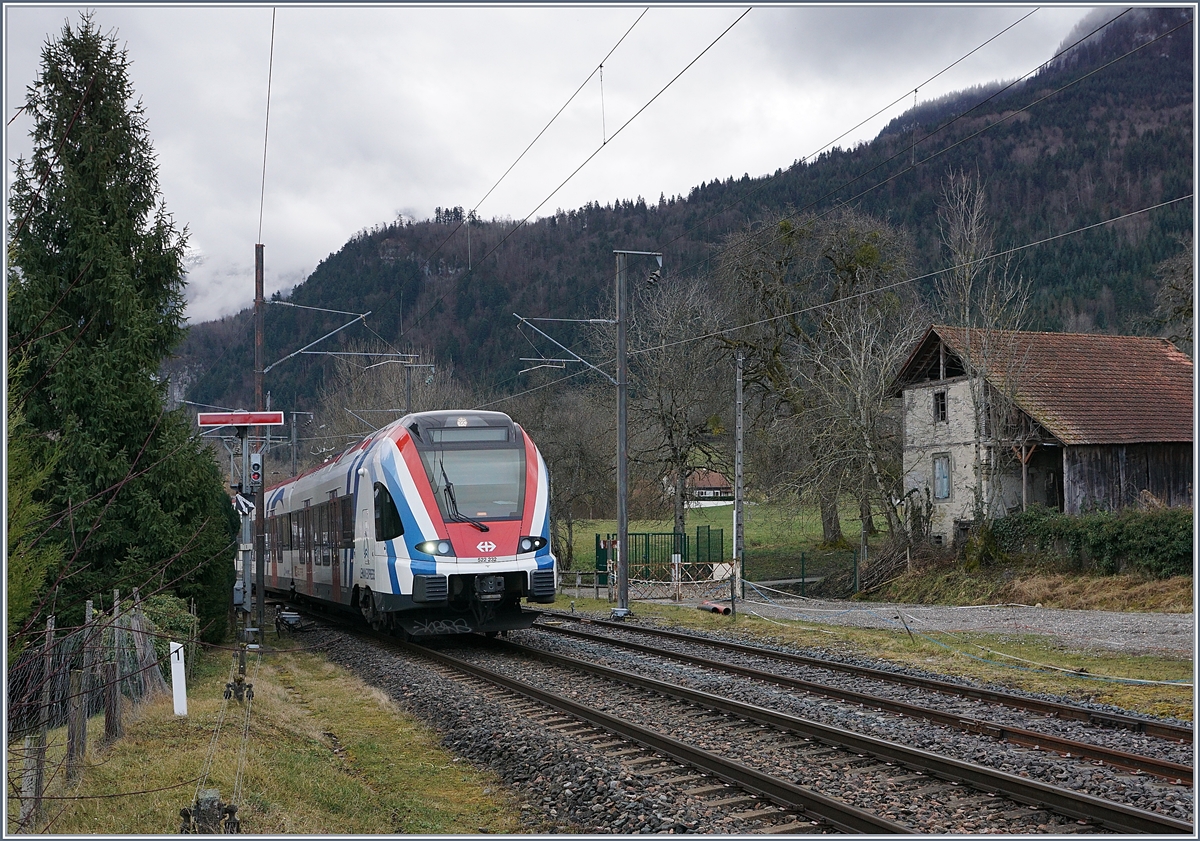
[518,536,547,553]
[416,539,454,556]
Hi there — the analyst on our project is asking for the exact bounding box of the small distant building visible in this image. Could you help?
[687,469,733,501]
[890,325,1193,546]
[662,469,734,505]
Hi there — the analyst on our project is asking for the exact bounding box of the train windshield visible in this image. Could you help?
[419,447,526,521]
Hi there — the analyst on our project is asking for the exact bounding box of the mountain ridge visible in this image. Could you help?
[171,8,1193,414]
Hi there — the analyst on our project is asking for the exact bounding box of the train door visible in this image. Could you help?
[340,496,354,603]
[330,495,342,604]
[356,492,373,586]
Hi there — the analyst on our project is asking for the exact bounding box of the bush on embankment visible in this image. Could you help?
[989,505,1193,579]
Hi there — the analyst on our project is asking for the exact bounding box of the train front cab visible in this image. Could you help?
[352,410,556,637]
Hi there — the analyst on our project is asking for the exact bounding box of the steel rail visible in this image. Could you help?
[360,631,913,834]
[538,611,1193,743]
[498,637,1194,835]
[538,620,1193,785]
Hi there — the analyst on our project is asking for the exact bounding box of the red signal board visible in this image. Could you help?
[197,411,286,427]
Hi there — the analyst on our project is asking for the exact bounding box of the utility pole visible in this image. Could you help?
[733,351,744,615]
[614,252,630,617]
[254,244,266,642]
[611,250,662,619]
[510,248,658,620]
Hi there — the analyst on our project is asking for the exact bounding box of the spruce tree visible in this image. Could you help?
[8,14,237,642]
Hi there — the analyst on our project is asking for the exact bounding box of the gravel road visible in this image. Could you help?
[717,591,1195,657]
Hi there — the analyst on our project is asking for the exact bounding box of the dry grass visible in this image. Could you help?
[8,641,520,835]
[1006,573,1193,612]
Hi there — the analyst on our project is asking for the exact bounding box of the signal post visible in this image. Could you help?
[198,411,285,642]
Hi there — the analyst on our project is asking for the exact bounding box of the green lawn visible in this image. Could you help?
[565,501,877,582]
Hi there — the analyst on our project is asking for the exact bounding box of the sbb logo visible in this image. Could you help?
[476,541,497,553]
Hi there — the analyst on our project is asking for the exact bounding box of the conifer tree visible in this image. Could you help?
[7,14,237,642]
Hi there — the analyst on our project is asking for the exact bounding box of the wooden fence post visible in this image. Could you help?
[187,599,198,684]
[19,734,38,830]
[103,661,122,742]
[112,590,126,700]
[20,616,55,830]
[82,600,94,739]
[66,669,84,783]
[131,589,168,698]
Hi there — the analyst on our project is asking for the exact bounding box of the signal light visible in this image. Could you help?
[248,452,263,490]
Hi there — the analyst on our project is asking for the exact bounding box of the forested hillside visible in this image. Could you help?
[172,7,1192,414]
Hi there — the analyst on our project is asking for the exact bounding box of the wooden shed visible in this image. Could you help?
[890,326,1193,542]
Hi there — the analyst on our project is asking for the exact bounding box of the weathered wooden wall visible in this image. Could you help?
[1062,443,1193,514]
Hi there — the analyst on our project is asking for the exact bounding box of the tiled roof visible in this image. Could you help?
[897,323,1195,446]
[687,469,732,490]
[930,326,1194,445]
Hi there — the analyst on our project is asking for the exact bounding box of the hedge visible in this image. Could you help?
[989,505,1194,578]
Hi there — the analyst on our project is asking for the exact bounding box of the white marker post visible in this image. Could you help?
[170,642,187,716]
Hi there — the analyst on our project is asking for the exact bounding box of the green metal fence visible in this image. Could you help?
[594,527,728,600]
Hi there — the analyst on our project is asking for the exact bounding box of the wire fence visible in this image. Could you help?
[6,589,199,834]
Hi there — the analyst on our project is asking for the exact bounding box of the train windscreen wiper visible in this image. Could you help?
[440,465,489,532]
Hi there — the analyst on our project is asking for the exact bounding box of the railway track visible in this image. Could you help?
[304,610,1193,833]
[538,611,1193,744]
[532,613,1193,785]
[440,634,1191,834]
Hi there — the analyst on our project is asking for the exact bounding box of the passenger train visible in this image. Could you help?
[262,409,556,636]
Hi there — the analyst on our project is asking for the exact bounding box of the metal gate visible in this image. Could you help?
[595,527,728,601]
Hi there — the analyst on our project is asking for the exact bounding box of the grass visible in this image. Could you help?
[567,500,865,580]
[8,638,520,835]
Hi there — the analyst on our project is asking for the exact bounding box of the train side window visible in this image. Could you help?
[299,507,310,565]
[289,513,299,553]
[374,483,404,541]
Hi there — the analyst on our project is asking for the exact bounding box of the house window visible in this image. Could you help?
[933,454,951,501]
[933,390,947,423]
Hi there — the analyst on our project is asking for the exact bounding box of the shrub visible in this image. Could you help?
[991,505,1193,578]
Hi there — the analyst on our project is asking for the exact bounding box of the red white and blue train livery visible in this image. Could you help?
[263,410,556,636]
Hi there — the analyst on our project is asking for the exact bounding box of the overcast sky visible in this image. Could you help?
[5,4,1093,324]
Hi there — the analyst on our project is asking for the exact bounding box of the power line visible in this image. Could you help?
[257,8,277,244]
[474,193,1193,408]
[401,8,752,339]
[373,8,650,339]
[664,8,1150,282]
[477,6,1142,402]
[655,7,1042,255]
[318,9,749,404]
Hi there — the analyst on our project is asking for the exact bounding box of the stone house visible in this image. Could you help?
[890,325,1193,546]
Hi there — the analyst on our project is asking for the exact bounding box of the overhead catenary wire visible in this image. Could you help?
[653,7,1042,257]
[473,193,1192,409]
[477,7,1150,400]
[400,8,650,330]
[264,9,654,408]
[258,8,276,244]
[319,9,747,404]
[662,7,1151,282]
[400,8,751,341]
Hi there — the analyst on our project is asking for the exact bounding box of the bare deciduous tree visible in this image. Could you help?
[715,208,919,545]
[936,171,1031,523]
[626,274,732,535]
[507,383,615,569]
[1151,233,1193,358]
[308,341,478,466]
